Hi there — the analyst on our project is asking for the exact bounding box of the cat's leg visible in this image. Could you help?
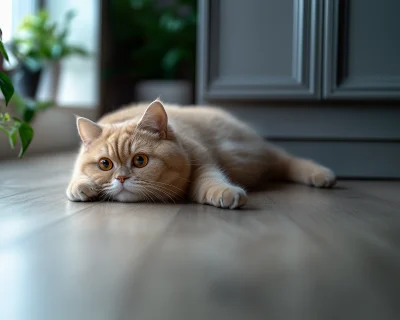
[183,137,247,209]
[66,174,99,201]
[216,138,335,188]
[189,165,248,209]
[265,144,336,187]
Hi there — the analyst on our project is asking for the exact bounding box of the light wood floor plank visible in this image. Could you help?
[0,153,399,320]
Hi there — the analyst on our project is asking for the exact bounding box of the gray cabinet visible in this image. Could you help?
[197,0,400,178]
[323,0,400,99]
[198,0,322,101]
[198,0,400,101]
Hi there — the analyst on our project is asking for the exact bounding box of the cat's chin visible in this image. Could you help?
[112,190,142,203]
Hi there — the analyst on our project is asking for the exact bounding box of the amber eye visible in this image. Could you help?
[98,157,113,171]
[133,154,148,168]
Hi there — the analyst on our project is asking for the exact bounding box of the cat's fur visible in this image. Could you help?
[67,100,336,209]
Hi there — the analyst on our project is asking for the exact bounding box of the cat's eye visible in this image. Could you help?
[133,154,148,168]
[98,157,113,171]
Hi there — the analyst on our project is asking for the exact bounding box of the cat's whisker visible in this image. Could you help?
[141,186,169,204]
[145,185,176,203]
[136,181,182,200]
[138,183,175,203]
[137,189,149,203]
[138,179,186,194]
[140,187,156,203]
[145,184,182,203]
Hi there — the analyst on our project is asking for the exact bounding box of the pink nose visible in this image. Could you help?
[116,176,129,183]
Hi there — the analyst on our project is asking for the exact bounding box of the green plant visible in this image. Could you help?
[9,9,88,71]
[110,0,197,80]
[1,29,34,158]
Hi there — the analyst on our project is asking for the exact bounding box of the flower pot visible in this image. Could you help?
[135,80,192,105]
[37,61,61,103]
[11,64,42,99]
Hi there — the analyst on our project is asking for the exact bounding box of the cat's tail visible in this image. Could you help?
[266,144,336,188]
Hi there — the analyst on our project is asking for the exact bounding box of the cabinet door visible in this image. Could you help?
[323,0,400,99]
[197,0,322,102]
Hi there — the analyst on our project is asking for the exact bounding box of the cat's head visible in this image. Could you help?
[75,100,191,202]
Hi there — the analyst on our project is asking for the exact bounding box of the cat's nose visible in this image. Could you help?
[116,176,129,183]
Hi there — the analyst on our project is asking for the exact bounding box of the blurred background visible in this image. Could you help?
[1,0,400,178]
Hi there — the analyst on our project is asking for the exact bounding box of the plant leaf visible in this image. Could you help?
[51,43,63,59]
[0,124,8,135]
[23,108,35,123]
[8,126,18,149]
[0,72,14,105]
[162,48,185,78]
[65,45,89,57]
[65,9,77,22]
[0,41,9,61]
[18,122,34,158]
[36,100,54,111]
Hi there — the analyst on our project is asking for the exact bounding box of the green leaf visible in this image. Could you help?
[8,127,18,149]
[51,43,62,59]
[23,108,35,123]
[65,45,89,57]
[12,117,21,125]
[36,100,54,111]
[18,122,34,158]
[65,9,77,22]
[0,124,8,135]
[38,10,49,24]
[0,41,9,61]
[162,48,185,78]
[0,72,14,105]
[24,57,42,72]
[11,93,26,115]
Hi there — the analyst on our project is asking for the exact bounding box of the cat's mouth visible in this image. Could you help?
[112,189,141,203]
[104,181,143,202]
[115,185,131,194]
[112,183,136,196]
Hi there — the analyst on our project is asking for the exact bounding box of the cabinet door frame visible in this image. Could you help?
[323,0,400,99]
[197,0,323,102]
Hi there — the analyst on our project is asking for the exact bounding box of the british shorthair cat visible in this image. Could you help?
[67,99,336,209]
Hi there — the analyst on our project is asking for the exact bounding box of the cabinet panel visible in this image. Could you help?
[197,0,322,101]
[324,0,400,99]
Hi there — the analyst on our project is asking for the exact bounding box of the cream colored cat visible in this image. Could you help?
[66,99,336,209]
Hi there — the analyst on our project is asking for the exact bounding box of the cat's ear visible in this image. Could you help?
[76,117,103,145]
[138,99,168,138]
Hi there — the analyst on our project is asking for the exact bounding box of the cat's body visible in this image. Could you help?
[67,100,336,209]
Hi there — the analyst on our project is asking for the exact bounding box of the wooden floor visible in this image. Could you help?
[1,152,400,320]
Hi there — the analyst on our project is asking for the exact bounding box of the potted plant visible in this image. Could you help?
[8,9,88,101]
[110,0,197,104]
[1,28,34,158]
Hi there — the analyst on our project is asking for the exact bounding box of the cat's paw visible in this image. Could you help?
[309,167,336,188]
[66,179,98,202]
[208,185,247,209]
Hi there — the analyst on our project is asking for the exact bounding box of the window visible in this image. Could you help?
[1,0,99,108]
[0,0,14,43]
[38,0,99,107]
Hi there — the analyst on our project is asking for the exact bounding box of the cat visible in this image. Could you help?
[66,99,336,209]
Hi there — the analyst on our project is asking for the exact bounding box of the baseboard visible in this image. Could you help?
[272,140,400,178]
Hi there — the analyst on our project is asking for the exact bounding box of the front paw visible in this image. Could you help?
[66,179,98,202]
[207,185,247,209]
